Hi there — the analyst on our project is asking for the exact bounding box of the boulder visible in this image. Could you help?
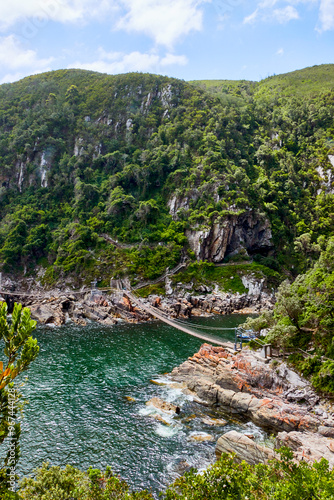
[30,304,65,326]
[216,430,276,464]
[150,414,171,426]
[189,432,214,442]
[201,417,227,426]
[146,397,180,415]
[318,426,334,438]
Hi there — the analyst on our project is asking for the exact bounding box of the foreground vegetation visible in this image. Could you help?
[12,449,334,499]
[0,303,39,499]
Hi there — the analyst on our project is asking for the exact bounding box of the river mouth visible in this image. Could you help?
[16,315,268,492]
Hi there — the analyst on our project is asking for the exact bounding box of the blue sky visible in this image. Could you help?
[0,0,333,84]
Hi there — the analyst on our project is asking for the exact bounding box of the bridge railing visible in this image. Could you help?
[132,260,187,291]
[234,327,257,351]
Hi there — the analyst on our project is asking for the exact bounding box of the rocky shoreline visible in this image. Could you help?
[0,278,274,327]
[170,343,334,467]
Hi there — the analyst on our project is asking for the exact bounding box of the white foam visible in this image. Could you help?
[155,424,180,438]
[139,405,175,426]
[138,406,157,416]
[150,376,172,385]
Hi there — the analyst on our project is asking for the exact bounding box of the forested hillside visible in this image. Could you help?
[0,65,333,287]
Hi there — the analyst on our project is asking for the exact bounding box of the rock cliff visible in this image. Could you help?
[184,212,273,263]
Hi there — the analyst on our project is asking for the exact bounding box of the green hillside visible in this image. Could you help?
[190,63,334,99]
[0,65,333,287]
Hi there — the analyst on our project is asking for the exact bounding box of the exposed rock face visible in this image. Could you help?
[144,288,275,320]
[216,430,276,464]
[317,156,334,195]
[168,190,200,218]
[18,292,151,326]
[276,431,334,467]
[241,276,265,297]
[185,212,273,263]
[30,303,65,326]
[171,344,332,434]
[171,344,334,467]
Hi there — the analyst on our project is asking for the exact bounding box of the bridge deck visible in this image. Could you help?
[125,291,234,348]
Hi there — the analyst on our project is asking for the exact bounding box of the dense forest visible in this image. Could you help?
[0,64,333,289]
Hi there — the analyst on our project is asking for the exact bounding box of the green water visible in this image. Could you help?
[18,315,265,491]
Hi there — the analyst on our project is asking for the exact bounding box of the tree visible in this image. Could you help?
[0,303,39,498]
[242,237,334,391]
[65,85,79,105]
[293,233,320,271]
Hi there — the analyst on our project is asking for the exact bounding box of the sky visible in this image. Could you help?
[0,0,333,84]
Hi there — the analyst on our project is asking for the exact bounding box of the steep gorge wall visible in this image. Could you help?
[185,212,273,263]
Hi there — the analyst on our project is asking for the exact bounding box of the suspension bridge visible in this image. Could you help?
[124,290,252,349]
[0,271,255,350]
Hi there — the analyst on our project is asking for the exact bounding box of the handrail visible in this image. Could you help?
[125,291,233,347]
[132,261,187,290]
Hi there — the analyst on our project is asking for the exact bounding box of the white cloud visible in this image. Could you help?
[70,49,188,74]
[160,53,188,66]
[244,0,334,31]
[272,5,299,21]
[244,1,299,24]
[117,0,208,48]
[0,35,53,71]
[1,72,26,84]
[243,9,260,24]
[318,0,334,30]
[0,0,207,48]
[0,0,116,31]
[276,47,284,55]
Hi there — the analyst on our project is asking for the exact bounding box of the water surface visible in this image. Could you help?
[18,315,266,491]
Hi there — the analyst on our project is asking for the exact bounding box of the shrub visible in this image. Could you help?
[312,360,334,394]
[19,463,153,500]
[300,355,323,377]
[164,448,334,500]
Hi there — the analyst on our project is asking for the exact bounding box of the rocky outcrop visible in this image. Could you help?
[19,292,151,326]
[171,344,334,468]
[30,303,65,326]
[142,288,275,321]
[276,430,334,467]
[171,344,333,434]
[216,430,276,464]
[216,429,334,468]
[5,278,273,327]
[185,212,273,263]
[317,156,334,195]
